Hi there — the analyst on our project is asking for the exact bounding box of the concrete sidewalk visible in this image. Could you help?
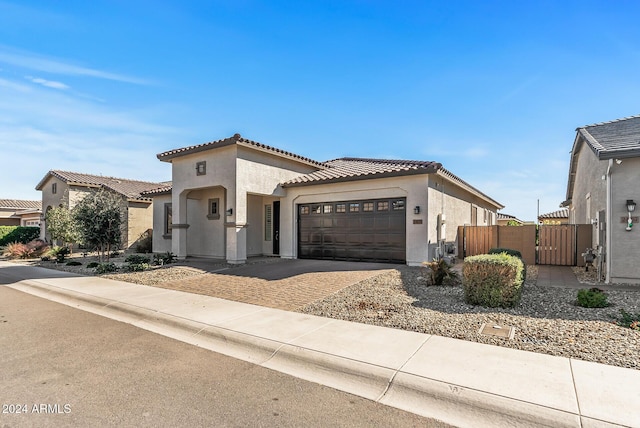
[1,261,638,428]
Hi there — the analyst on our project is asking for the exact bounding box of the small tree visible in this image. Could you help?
[45,206,80,249]
[73,189,123,261]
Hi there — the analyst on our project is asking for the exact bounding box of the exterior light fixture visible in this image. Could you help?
[414,206,421,214]
[626,200,636,231]
[226,208,233,216]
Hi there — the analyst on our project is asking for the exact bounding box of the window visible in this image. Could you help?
[265,205,272,241]
[164,203,172,237]
[377,201,389,211]
[336,203,346,213]
[323,204,333,214]
[52,183,57,194]
[207,198,220,220]
[196,161,206,176]
[312,204,321,214]
[300,206,310,215]
[392,200,405,210]
[363,202,374,212]
[349,203,360,212]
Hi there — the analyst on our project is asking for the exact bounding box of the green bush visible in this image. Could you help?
[462,253,524,308]
[66,261,82,266]
[95,262,118,274]
[123,262,150,272]
[86,262,99,269]
[576,288,609,308]
[125,254,150,264]
[612,309,640,330]
[48,246,70,263]
[488,248,526,282]
[0,226,41,246]
[153,252,176,265]
[422,259,459,286]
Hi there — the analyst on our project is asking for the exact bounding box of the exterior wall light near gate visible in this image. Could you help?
[414,206,421,214]
[626,200,636,231]
[226,208,233,216]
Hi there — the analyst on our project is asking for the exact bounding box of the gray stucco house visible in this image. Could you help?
[144,134,503,266]
[564,115,640,283]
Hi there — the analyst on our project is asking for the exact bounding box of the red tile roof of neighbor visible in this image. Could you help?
[35,171,168,201]
[0,199,42,210]
[538,208,569,219]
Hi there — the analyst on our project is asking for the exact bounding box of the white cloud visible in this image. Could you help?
[25,75,69,90]
[0,45,151,85]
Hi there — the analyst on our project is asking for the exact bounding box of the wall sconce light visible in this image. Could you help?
[626,200,636,231]
[226,208,233,216]
[414,206,421,215]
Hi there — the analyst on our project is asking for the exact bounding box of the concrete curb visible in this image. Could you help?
[5,276,637,428]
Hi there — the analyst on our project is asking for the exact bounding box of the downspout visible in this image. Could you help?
[605,159,613,284]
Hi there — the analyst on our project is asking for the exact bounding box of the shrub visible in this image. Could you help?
[86,261,99,269]
[576,288,609,308]
[110,251,122,258]
[2,239,49,259]
[95,262,118,274]
[125,254,150,264]
[48,246,70,263]
[66,261,82,266]
[488,248,526,282]
[123,262,150,272]
[41,256,51,261]
[3,242,29,259]
[421,259,459,286]
[0,226,41,246]
[462,253,524,308]
[153,252,176,265]
[612,309,640,330]
[135,229,152,253]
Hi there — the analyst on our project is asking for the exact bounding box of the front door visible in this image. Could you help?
[273,201,280,255]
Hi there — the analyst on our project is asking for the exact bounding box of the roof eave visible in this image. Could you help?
[281,167,435,188]
[435,168,504,210]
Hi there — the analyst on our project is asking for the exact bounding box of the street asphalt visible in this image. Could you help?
[1,260,639,427]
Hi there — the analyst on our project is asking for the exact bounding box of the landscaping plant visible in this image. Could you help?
[462,253,524,308]
[612,309,640,331]
[576,287,609,308]
[95,262,118,274]
[421,259,459,286]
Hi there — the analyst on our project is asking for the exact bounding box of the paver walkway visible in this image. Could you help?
[158,259,394,310]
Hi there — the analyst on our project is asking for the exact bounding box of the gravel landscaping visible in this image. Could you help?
[5,254,639,370]
[300,265,640,370]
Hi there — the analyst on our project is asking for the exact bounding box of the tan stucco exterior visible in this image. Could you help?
[156,139,502,266]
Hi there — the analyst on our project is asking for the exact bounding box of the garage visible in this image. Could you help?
[298,197,406,263]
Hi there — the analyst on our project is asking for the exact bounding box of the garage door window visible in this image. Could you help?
[349,203,360,212]
[300,206,310,215]
[377,201,389,211]
[392,200,405,210]
[323,204,333,214]
[336,203,346,213]
[363,202,374,212]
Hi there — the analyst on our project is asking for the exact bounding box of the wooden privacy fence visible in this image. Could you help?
[457,224,592,266]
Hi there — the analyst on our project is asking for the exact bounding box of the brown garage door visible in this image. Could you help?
[298,198,406,263]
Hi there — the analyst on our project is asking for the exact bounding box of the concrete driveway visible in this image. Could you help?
[159,259,395,311]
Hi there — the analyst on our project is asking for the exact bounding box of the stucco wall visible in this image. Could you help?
[184,187,226,258]
[570,144,607,233]
[151,194,172,253]
[127,201,153,249]
[609,157,640,283]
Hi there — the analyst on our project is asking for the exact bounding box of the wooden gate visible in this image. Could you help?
[458,224,592,266]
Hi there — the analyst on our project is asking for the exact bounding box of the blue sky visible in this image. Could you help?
[1,0,640,222]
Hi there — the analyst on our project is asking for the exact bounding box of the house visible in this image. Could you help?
[496,212,524,226]
[36,170,168,249]
[145,134,503,265]
[0,199,42,227]
[538,208,569,225]
[563,114,640,284]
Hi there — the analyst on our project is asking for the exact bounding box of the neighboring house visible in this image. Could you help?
[563,114,640,284]
[35,171,168,249]
[0,199,42,227]
[538,208,569,225]
[145,134,503,266]
[496,212,524,226]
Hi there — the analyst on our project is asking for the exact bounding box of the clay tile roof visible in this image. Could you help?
[35,170,167,201]
[0,199,42,210]
[578,114,640,159]
[140,183,173,196]
[282,158,441,186]
[157,133,325,167]
[538,208,569,219]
